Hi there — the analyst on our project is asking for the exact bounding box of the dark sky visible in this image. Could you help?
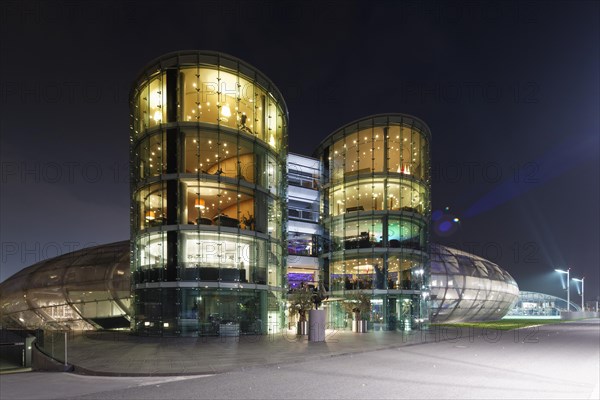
[1,1,598,302]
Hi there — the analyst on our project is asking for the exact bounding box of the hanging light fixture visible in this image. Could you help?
[221,103,232,118]
[145,210,156,220]
[195,198,206,209]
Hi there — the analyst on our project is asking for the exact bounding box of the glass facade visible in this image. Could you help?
[129,51,288,336]
[0,242,130,330]
[0,240,525,331]
[505,291,580,317]
[0,59,528,334]
[429,244,519,323]
[316,114,431,331]
[286,154,321,290]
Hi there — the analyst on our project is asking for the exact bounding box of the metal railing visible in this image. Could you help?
[288,207,318,222]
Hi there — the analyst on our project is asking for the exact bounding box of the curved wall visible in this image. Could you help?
[315,114,431,330]
[1,242,521,330]
[430,244,519,323]
[130,51,288,336]
[0,242,130,330]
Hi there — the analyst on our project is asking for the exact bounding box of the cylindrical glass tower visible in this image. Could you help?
[315,114,431,331]
[129,51,288,336]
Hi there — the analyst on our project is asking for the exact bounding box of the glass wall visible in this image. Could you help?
[328,173,427,216]
[134,132,166,180]
[330,256,385,291]
[181,179,255,229]
[135,183,167,230]
[130,51,288,336]
[183,131,256,183]
[329,254,426,291]
[0,242,131,330]
[329,123,428,182]
[134,231,167,282]
[178,231,270,284]
[133,73,167,133]
[330,216,384,251]
[288,199,319,223]
[132,66,285,152]
[288,168,318,189]
[429,244,519,323]
[179,67,284,150]
[506,291,580,317]
[287,232,317,257]
[387,217,426,250]
[316,114,431,331]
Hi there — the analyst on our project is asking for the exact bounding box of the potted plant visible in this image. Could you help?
[308,283,329,342]
[288,287,313,335]
[400,298,413,331]
[241,211,255,230]
[239,298,262,335]
[343,291,371,333]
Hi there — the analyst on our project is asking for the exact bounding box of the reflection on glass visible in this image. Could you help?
[135,74,166,133]
[329,180,426,216]
[429,244,519,323]
[0,242,130,330]
[288,232,317,256]
[183,132,256,182]
[129,52,288,336]
[182,180,253,229]
[331,257,384,290]
[179,67,284,150]
[136,183,167,230]
[387,218,424,250]
[136,133,166,179]
[329,124,428,182]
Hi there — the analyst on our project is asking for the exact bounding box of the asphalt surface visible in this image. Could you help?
[1,319,598,399]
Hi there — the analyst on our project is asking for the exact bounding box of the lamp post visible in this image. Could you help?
[554,268,571,312]
[572,277,584,311]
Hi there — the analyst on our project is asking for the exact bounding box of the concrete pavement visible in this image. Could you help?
[46,326,443,375]
[0,319,598,399]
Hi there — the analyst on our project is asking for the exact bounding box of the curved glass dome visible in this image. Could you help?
[430,244,519,323]
[2,241,521,330]
[0,241,131,330]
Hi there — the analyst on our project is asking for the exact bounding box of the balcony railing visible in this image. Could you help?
[288,207,319,222]
[288,172,318,189]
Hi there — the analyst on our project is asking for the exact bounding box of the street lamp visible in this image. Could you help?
[555,268,571,312]
[572,277,584,311]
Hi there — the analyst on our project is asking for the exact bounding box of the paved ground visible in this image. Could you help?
[36,326,441,375]
[1,319,598,399]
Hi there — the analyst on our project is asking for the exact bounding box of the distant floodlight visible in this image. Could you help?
[554,268,571,311]
[572,277,585,310]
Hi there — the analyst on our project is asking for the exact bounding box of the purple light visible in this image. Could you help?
[287,273,314,288]
[439,221,452,232]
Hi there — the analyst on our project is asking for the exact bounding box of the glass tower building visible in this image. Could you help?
[315,114,431,331]
[0,54,527,334]
[129,51,288,336]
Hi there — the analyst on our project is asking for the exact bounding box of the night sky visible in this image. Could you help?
[1,1,598,302]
